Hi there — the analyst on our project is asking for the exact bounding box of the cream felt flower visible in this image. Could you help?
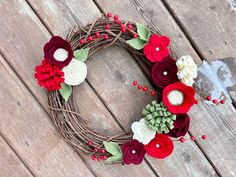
[63,59,87,86]
[131,118,156,145]
[176,55,197,86]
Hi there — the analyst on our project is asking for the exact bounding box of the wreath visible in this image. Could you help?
[34,13,224,165]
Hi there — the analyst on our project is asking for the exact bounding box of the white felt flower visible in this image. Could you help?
[131,118,156,145]
[63,59,87,86]
[176,55,198,86]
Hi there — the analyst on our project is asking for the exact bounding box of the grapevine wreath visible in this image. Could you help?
[34,13,225,165]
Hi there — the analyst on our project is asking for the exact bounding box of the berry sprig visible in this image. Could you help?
[176,134,207,143]
[87,140,108,161]
[194,95,225,105]
[133,81,160,96]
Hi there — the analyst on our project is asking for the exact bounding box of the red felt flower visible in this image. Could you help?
[43,36,73,68]
[34,59,64,91]
[162,82,195,114]
[151,57,178,88]
[143,34,170,62]
[166,114,190,138]
[144,134,174,159]
[121,140,146,165]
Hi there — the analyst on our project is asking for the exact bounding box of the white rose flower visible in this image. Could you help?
[63,59,87,86]
[131,118,156,145]
[176,55,198,86]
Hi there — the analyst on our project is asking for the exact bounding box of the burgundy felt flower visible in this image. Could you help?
[166,114,190,138]
[43,36,73,68]
[143,34,170,62]
[144,134,174,159]
[162,82,195,114]
[34,59,64,91]
[151,57,178,88]
[121,140,146,165]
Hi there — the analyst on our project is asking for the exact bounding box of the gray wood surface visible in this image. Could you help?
[0,0,235,177]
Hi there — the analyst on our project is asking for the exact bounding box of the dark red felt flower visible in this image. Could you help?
[166,114,190,138]
[143,34,170,62]
[151,57,178,88]
[144,134,174,159]
[34,59,64,91]
[43,36,73,68]
[121,140,146,165]
[162,82,195,114]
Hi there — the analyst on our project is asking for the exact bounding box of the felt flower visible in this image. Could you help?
[131,118,156,145]
[44,36,74,68]
[162,82,195,114]
[151,57,178,88]
[144,134,174,159]
[176,55,198,86]
[34,59,64,91]
[143,34,170,62]
[121,140,146,165]
[166,114,190,138]
[63,59,87,86]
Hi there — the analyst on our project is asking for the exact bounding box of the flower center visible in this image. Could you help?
[167,90,184,106]
[155,47,160,51]
[163,71,168,76]
[53,48,68,62]
[132,150,136,154]
[156,144,160,148]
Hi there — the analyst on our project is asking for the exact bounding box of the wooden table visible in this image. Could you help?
[0,0,235,177]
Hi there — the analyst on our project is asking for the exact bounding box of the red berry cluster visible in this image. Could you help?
[179,134,207,143]
[194,95,225,105]
[87,141,108,161]
[34,60,64,91]
[133,81,156,96]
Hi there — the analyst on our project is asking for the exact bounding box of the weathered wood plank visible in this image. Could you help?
[0,54,95,177]
[0,136,33,177]
[95,0,236,176]
[0,0,157,176]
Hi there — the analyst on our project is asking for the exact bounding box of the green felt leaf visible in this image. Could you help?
[103,141,122,156]
[136,23,151,41]
[59,83,72,102]
[105,155,122,163]
[126,38,147,50]
[74,48,89,62]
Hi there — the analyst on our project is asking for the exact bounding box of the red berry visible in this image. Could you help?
[202,135,207,140]
[179,137,185,143]
[212,99,217,104]
[150,90,156,96]
[102,155,107,160]
[95,32,101,38]
[114,19,119,24]
[121,27,126,33]
[143,87,148,92]
[79,39,85,44]
[133,81,138,86]
[137,85,142,90]
[120,24,125,28]
[105,24,110,30]
[127,24,133,29]
[94,147,99,152]
[106,12,112,18]
[114,15,119,20]
[190,136,195,141]
[220,100,225,104]
[103,34,109,40]
[133,33,138,38]
[100,148,106,154]
[97,157,102,161]
[87,141,93,146]
[87,36,93,42]
[206,96,211,101]
[194,100,199,104]
[91,156,96,160]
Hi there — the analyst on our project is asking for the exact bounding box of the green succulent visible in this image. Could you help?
[142,101,176,133]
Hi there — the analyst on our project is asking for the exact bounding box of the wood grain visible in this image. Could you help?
[0,136,33,177]
[95,0,236,176]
